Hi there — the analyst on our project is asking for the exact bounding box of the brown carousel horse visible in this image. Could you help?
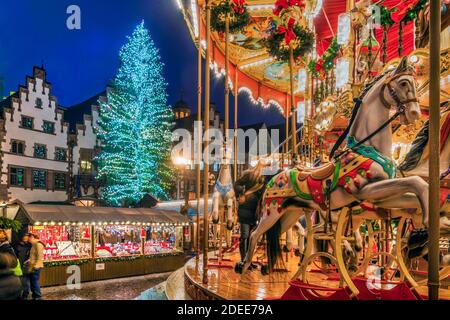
[236,57,429,275]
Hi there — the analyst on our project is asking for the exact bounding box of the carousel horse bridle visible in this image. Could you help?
[332,70,418,160]
[380,71,419,112]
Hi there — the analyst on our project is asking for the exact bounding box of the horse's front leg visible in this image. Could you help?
[211,191,221,224]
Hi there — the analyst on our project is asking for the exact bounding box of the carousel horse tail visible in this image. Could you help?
[266,219,282,272]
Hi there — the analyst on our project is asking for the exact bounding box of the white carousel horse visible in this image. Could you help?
[307,105,450,271]
[236,57,427,274]
[211,148,236,231]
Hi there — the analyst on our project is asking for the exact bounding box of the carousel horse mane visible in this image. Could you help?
[330,61,416,159]
[399,102,450,173]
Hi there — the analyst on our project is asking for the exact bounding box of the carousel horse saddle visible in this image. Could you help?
[296,162,336,181]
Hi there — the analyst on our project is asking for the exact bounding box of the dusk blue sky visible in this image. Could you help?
[0,0,284,126]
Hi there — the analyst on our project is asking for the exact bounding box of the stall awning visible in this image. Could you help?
[14,205,191,225]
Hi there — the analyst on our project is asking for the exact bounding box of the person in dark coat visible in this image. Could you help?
[0,252,22,300]
[14,233,32,299]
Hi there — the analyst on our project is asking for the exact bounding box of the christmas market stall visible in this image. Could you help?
[13,204,191,286]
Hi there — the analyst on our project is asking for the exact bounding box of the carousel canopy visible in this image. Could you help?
[179,0,417,116]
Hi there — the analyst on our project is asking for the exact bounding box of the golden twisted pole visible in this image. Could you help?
[289,44,297,157]
[428,0,441,300]
[195,3,202,261]
[202,0,211,285]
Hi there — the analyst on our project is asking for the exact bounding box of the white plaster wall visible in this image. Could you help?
[1,74,69,203]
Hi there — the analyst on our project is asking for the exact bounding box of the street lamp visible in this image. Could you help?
[173,156,191,209]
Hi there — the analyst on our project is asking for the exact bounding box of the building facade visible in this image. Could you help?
[0,66,101,204]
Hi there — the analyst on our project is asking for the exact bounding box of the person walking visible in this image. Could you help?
[0,252,22,300]
[14,233,32,299]
[24,234,44,300]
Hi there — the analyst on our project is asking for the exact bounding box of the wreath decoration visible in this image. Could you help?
[211,0,251,33]
[265,23,314,62]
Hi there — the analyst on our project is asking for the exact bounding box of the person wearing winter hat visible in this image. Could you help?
[23,233,44,300]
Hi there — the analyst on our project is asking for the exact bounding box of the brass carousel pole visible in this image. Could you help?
[203,0,211,285]
[217,13,231,266]
[195,3,202,261]
[224,15,230,138]
[234,69,238,181]
[285,95,289,163]
[289,44,297,158]
[428,0,441,300]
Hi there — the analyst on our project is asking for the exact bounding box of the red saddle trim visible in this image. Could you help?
[306,176,326,206]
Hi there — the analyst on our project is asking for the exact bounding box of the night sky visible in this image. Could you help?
[0,0,284,126]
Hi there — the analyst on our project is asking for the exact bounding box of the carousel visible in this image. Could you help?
[170,0,450,300]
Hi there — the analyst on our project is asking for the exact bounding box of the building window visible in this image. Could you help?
[55,147,67,161]
[54,173,66,190]
[9,167,25,187]
[80,149,94,174]
[80,160,92,174]
[11,140,25,155]
[43,121,55,134]
[21,116,33,129]
[32,170,47,189]
[34,144,47,159]
[35,97,43,109]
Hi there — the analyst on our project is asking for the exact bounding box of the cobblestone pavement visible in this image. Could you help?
[41,272,172,300]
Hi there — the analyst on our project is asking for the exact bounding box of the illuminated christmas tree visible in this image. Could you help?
[97,22,174,206]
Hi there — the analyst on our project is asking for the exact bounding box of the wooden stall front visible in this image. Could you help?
[13,204,190,287]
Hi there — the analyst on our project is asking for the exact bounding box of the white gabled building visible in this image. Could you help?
[0,66,70,203]
[0,66,103,204]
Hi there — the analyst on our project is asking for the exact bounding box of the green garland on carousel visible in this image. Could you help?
[211,0,251,33]
[308,37,340,78]
[265,24,314,62]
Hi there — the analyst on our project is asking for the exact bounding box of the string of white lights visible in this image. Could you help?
[238,87,284,115]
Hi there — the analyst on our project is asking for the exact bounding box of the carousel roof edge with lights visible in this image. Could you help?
[178,0,422,117]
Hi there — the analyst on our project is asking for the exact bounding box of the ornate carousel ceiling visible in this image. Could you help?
[178,0,417,116]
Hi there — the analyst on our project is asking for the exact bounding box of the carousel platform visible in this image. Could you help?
[165,251,450,300]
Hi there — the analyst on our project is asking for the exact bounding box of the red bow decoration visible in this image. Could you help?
[277,17,296,45]
[273,0,305,16]
[232,0,246,15]
[315,58,323,72]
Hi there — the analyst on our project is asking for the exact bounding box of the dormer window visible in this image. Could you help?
[35,97,43,109]
[21,115,33,129]
[43,121,55,134]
